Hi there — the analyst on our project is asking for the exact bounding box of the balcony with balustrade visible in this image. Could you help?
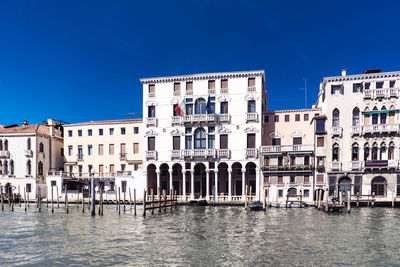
[247,86,256,93]
[77,154,84,161]
[183,149,216,158]
[145,151,157,160]
[25,149,33,157]
[0,151,10,158]
[185,90,193,96]
[363,124,400,134]
[173,91,181,97]
[331,161,342,171]
[171,116,182,125]
[364,160,398,169]
[219,114,231,123]
[351,161,362,170]
[146,117,157,127]
[261,144,314,154]
[208,89,216,95]
[119,153,127,160]
[364,88,399,99]
[245,148,258,158]
[183,114,217,124]
[246,112,258,122]
[331,126,342,137]
[220,88,229,94]
[171,150,182,160]
[217,149,231,159]
[351,125,362,135]
[148,92,155,98]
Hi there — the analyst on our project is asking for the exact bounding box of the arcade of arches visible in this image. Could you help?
[146,162,257,199]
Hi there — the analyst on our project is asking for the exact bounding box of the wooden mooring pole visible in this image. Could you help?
[262,186,266,211]
[245,185,248,210]
[123,188,126,213]
[51,185,54,213]
[267,185,270,207]
[46,186,49,208]
[11,187,14,212]
[56,185,59,208]
[371,192,375,208]
[134,188,136,216]
[158,187,161,213]
[118,187,121,215]
[356,192,360,208]
[347,190,351,213]
[324,189,329,212]
[65,185,68,214]
[38,187,41,212]
[82,187,85,213]
[18,185,21,207]
[129,188,132,211]
[24,187,27,211]
[143,189,146,217]
[1,185,4,211]
[151,188,154,215]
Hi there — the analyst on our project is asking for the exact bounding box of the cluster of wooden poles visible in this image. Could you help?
[142,188,177,217]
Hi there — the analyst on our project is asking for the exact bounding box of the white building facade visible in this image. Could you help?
[0,119,64,198]
[141,70,267,201]
[316,69,400,201]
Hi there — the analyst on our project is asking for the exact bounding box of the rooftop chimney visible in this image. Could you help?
[22,120,28,126]
[47,119,56,137]
[341,69,347,76]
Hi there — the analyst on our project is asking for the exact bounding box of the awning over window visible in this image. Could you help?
[362,110,392,115]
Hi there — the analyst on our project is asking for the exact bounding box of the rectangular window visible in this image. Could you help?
[109,128,114,135]
[148,137,155,151]
[317,137,324,147]
[293,137,302,145]
[133,143,139,154]
[110,164,115,175]
[304,190,309,198]
[149,84,155,94]
[220,102,228,114]
[134,127,139,134]
[186,103,193,115]
[304,175,310,184]
[264,115,269,123]
[285,115,290,122]
[174,82,180,92]
[331,85,341,94]
[121,143,126,154]
[353,83,363,93]
[78,165,83,176]
[221,79,228,89]
[148,106,155,118]
[173,136,180,150]
[121,181,127,193]
[78,146,83,159]
[78,130,82,136]
[248,77,255,87]
[121,164,126,171]
[264,175,269,184]
[279,190,283,197]
[109,181,115,191]
[278,176,283,183]
[51,181,56,187]
[365,82,370,90]
[390,81,395,88]
[88,165,93,174]
[208,80,215,89]
[134,164,139,171]
[121,128,126,135]
[220,135,228,149]
[88,145,93,156]
[247,134,256,148]
[98,144,104,155]
[26,183,31,193]
[272,138,281,146]
[99,164,104,174]
[68,130,72,137]
[109,144,114,155]
[208,135,215,149]
[376,82,383,89]
[274,115,279,122]
[99,129,103,136]
[304,114,309,121]
[295,114,300,121]
[186,81,193,91]
[316,119,325,133]
[317,175,324,183]
[248,101,256,113]
[68,146,73,156]
[185,136,192,149]
[88,129,92,136]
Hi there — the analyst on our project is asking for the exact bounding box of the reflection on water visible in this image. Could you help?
[1,205,400,266]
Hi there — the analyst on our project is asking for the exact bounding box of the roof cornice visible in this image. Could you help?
[264,108,321,114]
[323,71,400,83]
[140,70,265,84]
[64,120,142,128]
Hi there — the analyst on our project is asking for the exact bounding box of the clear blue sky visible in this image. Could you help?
[1,0,399,125]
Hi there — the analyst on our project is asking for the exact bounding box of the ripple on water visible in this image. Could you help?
[1,206,400,266]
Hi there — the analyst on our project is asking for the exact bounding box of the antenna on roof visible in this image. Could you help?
[300,78,307,108]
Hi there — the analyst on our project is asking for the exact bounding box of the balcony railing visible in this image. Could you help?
[119,153,127,160]
[183,114,217,123]
[186,90,193,96]
[351,125,362,135]
[351,161,362,170]
[171,150,182,159]
[219,114,231,123]
[145,151,157,160]
[217,149,230,158]
[245,148,258,158]
[171,116,181,125]
[247,86,256,93]
[0,151,10,158]
[25,149,33,157]
[220,88,229,94]
[261,144,314,153]
[331,161,342,171]
[146,117,157,127]
[262,164,313,171]
[148,92,155,98]
[173,91,181,97]
[364,160,398,169]
[77,154,84,161]
[208,89,216,95]
[364,88,399,99]
[331,126,342,136]
[246,112,258,122]
[183,149,216,158]
[364,124,400,134]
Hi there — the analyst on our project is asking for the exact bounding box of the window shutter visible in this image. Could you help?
[221,79,228,88]
[360,83,363,92]
[186,82,193,91]
[174,83,180,92]
[220,135,228,149]
[173,136,180,150]
[331,85,334,94]
[340,84,344,95]
[248,78,255,87]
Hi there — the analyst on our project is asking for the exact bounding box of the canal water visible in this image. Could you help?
[1,205,400,266]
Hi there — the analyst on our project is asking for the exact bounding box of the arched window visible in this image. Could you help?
[352,107,360,126]
[0,161,2,175]
[364,107,370,125]
[372,107,379,125]
[380,142,386,160]
[4,140,8,151]
[332,143,339,161]
[38,161,43,176]
[364,144,370,161]
[0,140,2,151]
[388,142,395,160]
[381,106,387,125]
[27,138,31,150]
[372,143,378,160]
[389,105,396,124]
[27,160,31,176]
[194,128,206,149]
[39,143,44,153]
[371,176,387,196]
[195,98,206,114]
[352,143,359,161]
[4,160,8,176]
[332,109,340,127]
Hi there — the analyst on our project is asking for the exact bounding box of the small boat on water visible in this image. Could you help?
[189,200,208,206]
[248,201,263,210]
